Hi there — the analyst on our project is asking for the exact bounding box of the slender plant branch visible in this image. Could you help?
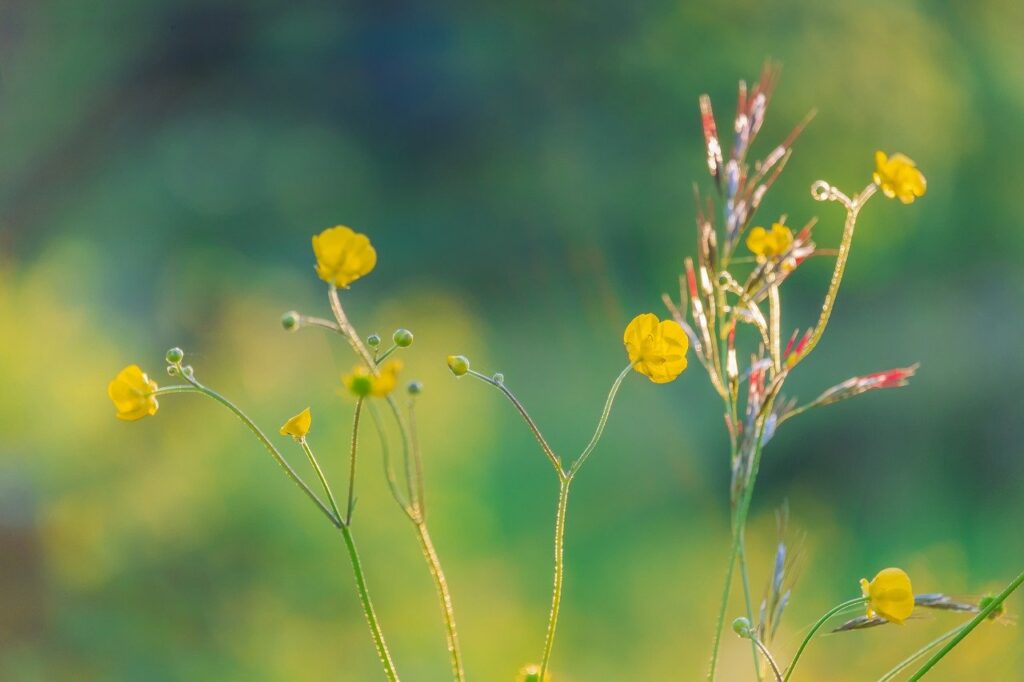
[877,624,962,682]
[415,521,465,682]
[300,438,343,523]
[782,597,866,681]
[907,567,1024,680]
[539,477,571,680]
[366,400,412,512]
[328,285,378,370]
[157,381,339,526]
[751,634,783,682]
[738,540,763,682]
[568,365,631,477]
[465,369,563,476]
[346,398,365,524]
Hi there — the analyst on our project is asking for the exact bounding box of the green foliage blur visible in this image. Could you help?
[2,1,1023,679]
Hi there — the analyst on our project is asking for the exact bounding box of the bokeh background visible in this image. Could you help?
[2,1,1023,680]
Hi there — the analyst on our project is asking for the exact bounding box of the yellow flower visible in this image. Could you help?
[279,407,312,440]
[873,151,927,204]
[860,567,914,624]
[343,360,403,398]
[107,364,159,421]
[746,223,793,259]
[623,313,689,384]
[516,664,550,682]
[312,225,377,287]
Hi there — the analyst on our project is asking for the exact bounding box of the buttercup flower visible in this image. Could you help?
[107,365,159,421]
[746,223,793,259]
[623,313,689,384]
[343,360,403,398]
[860,567,914,624]
[279,407,312,440]
[312,225,377,287]
[873,151,926,204]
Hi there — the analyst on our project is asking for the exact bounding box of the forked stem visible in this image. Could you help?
[783,597,866,681]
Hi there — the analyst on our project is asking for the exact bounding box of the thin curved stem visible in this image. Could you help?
[907,567,1024,680]
[386,395,420,517]
[366,400,412,514]
[539,477,571,680]
[752,635,783,682]
[738,540,763,682]
[568,365,631,477]
[328,285,378,370]
[340,523,401,681]
[346,398,364,524]
[415,522,465,682]
[300,439,343,523]
[466,369,563,477]
[406,397,427,521]
[783,597,866,681]
[877,624,962,682]
[167,380,339,527]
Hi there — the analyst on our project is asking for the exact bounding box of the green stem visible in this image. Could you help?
[738,540,763,682]
[539,477,571,680]
[466,369,563,476]
[340,523,401,681]
[346,398,364,523]
[877,624,962,682]
[415,522,465,682]
[328,285,378,369]
[300,439,343,523]
[907,567,1024,680]
[783,597,866,681]
[568,365,631,477]
[752,635,783,682]
[161,382,339,526]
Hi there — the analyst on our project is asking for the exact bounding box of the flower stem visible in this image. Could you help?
[346,398,364,524]
[877,624,962,682]
[568,365,631,477]
[907,567,1024,680]
[340,523,401,681]
[415,521,465,681]
[300,439,343,523]
[782,597,866,681]
[739,540,763,682]
[752,635,783,682]
[539,477,571,680]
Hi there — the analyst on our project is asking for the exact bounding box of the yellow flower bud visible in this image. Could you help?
[447,355,470,377]
[873,151,926,204]
[343,360,403,398]
[312,225,377,288]
[279,407,312,440]
[860,567,914,624]
[107,365,160,421]
[623,313,689,384]
[746,223,793,259]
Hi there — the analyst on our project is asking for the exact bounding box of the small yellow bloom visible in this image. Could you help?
[746,223,793,259]
[623,313,688,384]
[516,664,550,682]
[312,225,377,287]
[873,151,926,204]
[107,365,159,421]
[343,360,403,398]
[860,567,914,624]
[279,407,312,440]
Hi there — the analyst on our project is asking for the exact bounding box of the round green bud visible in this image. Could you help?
[165,347,184,364]
[408,381,423,395]
[731,616,752,638]
[447,355,470,377]
[393,328,414,347]
[492,373,504,384]
[367,334,382,348]
[281,311,301,331]
[166,365,180,377]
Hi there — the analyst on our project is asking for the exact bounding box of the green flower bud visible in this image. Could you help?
[393,328,414,347]
[165,347,184,364]
[367,334,382,348]
[408,381,423,395]
[281,311,301,331]
[447,355,470,377]
[732,616,752,638]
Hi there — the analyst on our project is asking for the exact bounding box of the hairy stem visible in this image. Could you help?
[415,522,465,681]
[739,541,763,682]
[346,398,364,523]
[540,477,571,679]
[340,523,401,681]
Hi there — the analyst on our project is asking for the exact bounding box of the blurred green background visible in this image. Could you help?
[2,1,1023,679]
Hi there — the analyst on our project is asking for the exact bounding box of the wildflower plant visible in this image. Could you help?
[105,65,1024,680]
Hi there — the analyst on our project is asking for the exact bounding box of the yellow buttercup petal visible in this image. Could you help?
[623,313,689,384]
[860,567,914,624]
[746,223,793,259]
[279,407,312,440]
[342,360,403,398]
[873,151,926,205]
[312,225,377,287]
[107,364,159,421]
